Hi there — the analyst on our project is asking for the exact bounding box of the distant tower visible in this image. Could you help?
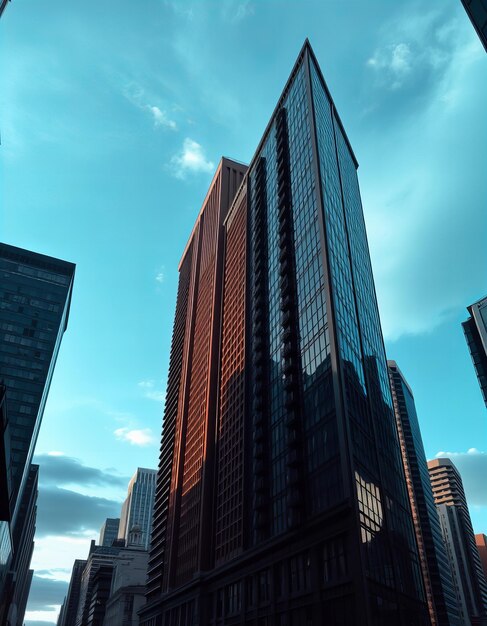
[99,518,120,547]
[118,468,156,550]
[428,458,487,624]
[462,295,487,407]
[388,361,460,626]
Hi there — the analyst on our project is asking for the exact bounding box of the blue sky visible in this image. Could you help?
[1,1,486,623]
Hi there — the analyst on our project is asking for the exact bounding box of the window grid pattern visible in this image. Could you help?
[176,176,221,585]
[215,189,247,564]
[0,252,73,506]
[146,246,193,598]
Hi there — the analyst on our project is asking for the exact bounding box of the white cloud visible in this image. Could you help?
[221,0,255,22]
[138,379,155,389]
[155,267,165,283]
[367,42,412,88]
[169,138,214,179]
[147,105,177,130]
[122,83,177,130]
[25,608,60,623]
[114,427,155,446]
[138,379,166,402]
[47,451,65,457]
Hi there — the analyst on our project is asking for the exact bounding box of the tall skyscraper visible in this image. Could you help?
[99,518,120,548]
[461,0,487,52]
[141,40,428,625]
[118,468,157,550]
[428,458,487,624]
[388,361,460,626]
[462,295,487,407]
[58,559,87,626]
[0,243,74,623]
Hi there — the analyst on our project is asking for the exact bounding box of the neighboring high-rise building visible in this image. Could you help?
[4,464,38,626]
[118,468,156,550]
[388,361,461,626]
[462,295,487,407]
[85,565,113,626]
[461,0,487,51]
[75,541,121,626]
[99,518,120,548]
[141,41,428,625]
[0,243,75,509]
[58,559,87,626]
[429,458,487,624]
[476,535,487,581]
[0,243,75,621]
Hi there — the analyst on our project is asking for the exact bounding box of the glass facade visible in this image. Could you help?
[0,243,75,511]
[0,243,74,622]
[140,42,428,626]
[118,468,157,551]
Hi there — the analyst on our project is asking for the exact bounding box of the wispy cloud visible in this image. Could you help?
[123,83,177,130]
[221,0,255,23]
[147,105,177,130]
[169,138,214,179]
[361,10,487,341]
[114,427,155,446]
[138,379,166,402]
[367,42,412,89]
[155,267,165,283]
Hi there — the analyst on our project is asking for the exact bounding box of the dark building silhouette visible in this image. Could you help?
[75,541,122,626]
[429,458,487,624]
[0,386,13,625]
[86,565,113,626]
[99,518,120,548]
[388,361,460,626]
[58,559,87,626]
[462,296,487,407]
[4,464,38,626]
[0,242,75,623]
[461,0,487,51]
[140,41,428,626]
